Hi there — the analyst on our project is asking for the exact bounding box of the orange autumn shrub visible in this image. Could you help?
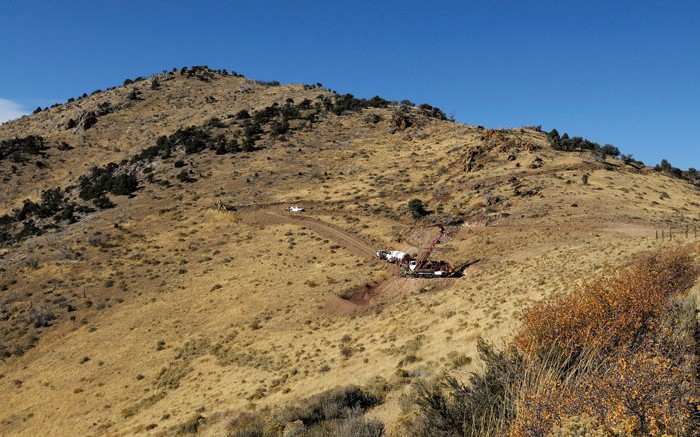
[515,247,698,356]
[508,246,700,437]
[509,349,698,437]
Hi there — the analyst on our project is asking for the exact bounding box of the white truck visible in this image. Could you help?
[376,250,409,263]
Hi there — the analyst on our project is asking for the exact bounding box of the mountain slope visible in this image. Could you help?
[0,67,698,436]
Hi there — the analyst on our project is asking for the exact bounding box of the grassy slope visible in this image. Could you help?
[0,70,698,436]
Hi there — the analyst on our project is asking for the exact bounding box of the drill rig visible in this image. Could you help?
[377,225,457,278]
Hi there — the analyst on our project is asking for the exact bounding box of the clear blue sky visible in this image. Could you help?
[1,1,698,169]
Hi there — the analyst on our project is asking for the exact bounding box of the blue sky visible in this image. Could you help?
[1,1,698,169]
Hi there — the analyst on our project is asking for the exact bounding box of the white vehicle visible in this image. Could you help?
[376,250,390,260]
[388,250,409,263]
[286,206,305,212]
[377,250,409,263]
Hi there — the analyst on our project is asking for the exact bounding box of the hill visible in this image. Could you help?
[0,67,698,436]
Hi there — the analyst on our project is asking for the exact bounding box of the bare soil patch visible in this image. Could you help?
[600,223,658,238]
[328,276,458,316]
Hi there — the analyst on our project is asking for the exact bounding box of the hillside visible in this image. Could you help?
[0,67,699,436]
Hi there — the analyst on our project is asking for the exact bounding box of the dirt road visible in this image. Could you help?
[240,208,378,260]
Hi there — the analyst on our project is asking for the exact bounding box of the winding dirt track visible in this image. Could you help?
[240,208,377,260]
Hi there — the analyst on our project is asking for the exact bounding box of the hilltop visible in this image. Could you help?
[0,67,698,436]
